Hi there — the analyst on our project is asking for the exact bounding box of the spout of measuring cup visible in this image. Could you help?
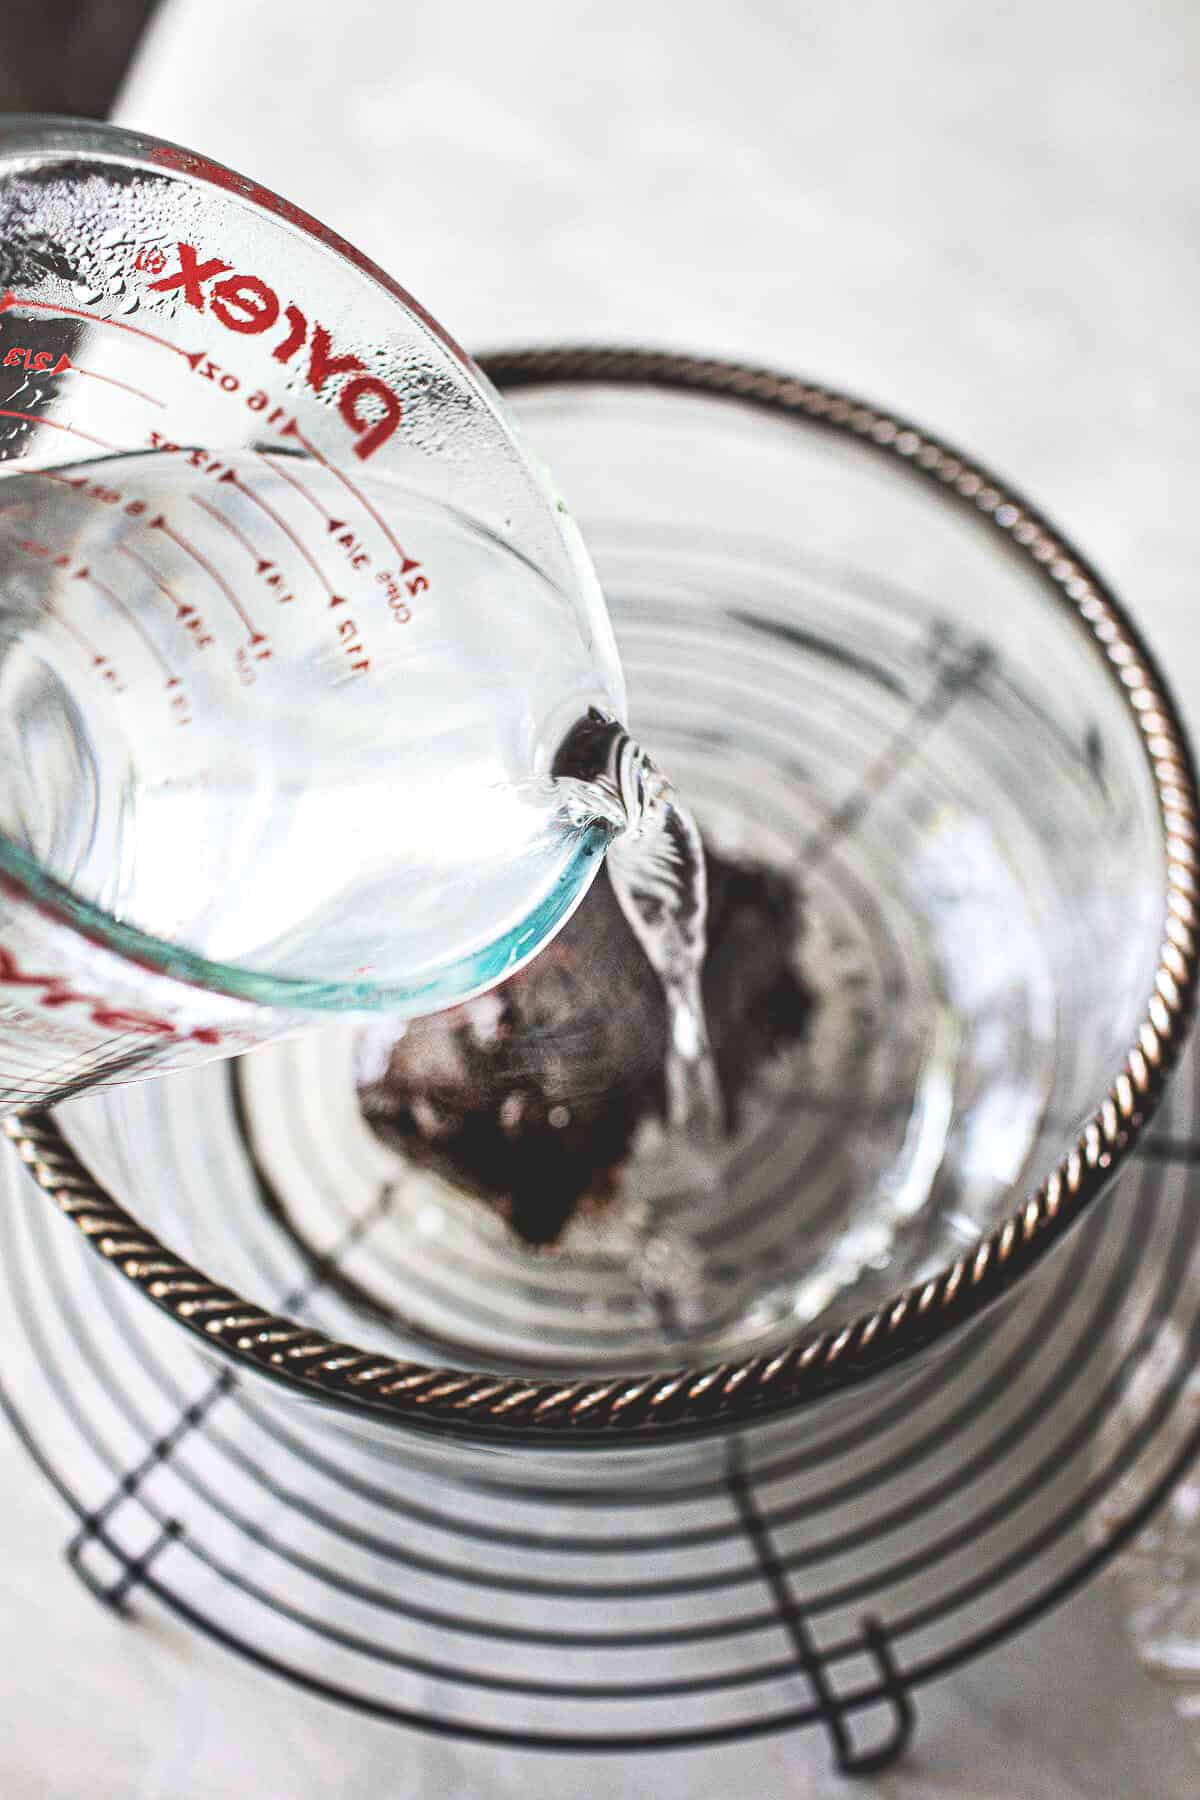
[551,708,654,839]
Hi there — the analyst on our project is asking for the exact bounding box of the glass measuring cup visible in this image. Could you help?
[0,118,625,1111]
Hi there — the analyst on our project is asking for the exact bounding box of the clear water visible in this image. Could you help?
[556,716,732,1334]
[0,121,637,1102]
[0,448,728,1312]
[53,369,1176,1378]
[0,449,623,1014]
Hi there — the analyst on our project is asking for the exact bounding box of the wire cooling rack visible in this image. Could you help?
[1,1034,1199,1778]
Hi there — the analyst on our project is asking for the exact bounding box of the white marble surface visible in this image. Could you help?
[2,0,1200,1792]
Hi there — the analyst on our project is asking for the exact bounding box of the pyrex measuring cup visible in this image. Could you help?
[0,117,625,1111]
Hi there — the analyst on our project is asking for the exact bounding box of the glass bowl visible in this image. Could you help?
[7,348,1196,1473]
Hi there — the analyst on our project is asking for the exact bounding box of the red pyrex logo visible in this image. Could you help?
[145,242,403,462]
[0,945,220,1044]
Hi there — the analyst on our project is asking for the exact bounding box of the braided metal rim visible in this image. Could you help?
[5,346,1198,1448]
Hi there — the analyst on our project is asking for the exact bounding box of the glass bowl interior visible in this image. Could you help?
[51,364,1180,1397]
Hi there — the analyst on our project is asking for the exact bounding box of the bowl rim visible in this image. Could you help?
[9,345,1198,1450]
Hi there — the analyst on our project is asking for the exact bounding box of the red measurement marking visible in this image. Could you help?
[117,541,179,603]
[146,435,230,475]
[151,512,266,643]
[0,408,117,452]
[0,291,192,362]
[0,941,220,1044]
[84,571,178,681]
[191,496,294,606]
[64,363,166,409]
[117,543,216,650]
[333,613,370,675]
[0,533,126,687]
[22,470,222,652]
[1,347,70,375]
[214,468,340,601]
[284,423,409,566]
[42,602,113,675]
[191,496,266,565]
[257,449,329,520]
[182,350,235,387]
[324,519,370,573]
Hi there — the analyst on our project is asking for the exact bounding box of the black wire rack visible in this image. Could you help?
[0,344,1196,1778]
[2,1033,1199,1779]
